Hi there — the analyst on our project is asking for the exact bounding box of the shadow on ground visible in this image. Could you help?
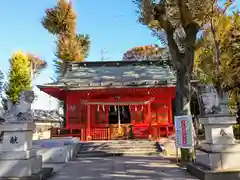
[49,156,199,180]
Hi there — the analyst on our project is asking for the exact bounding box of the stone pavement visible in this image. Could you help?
[49,156,199,180]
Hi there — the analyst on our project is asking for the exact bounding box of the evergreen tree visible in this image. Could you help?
[0,71,4,98]
[5,52,31,104]
[42,0,90,76]
[42,0,91,127]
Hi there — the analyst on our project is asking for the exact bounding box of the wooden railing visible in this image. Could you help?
[90,127,109,140]
[50,124,175,141]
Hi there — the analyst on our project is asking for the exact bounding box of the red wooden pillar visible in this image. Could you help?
[168,97,173,124]
[147,103,152,139]
[105,105,109,125]
[147,103,151,123]
[105,106,111,140]
[65,94,69,128]
[167,96,173,136]
[87,104,91,140]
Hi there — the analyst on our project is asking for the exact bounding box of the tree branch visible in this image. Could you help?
[165,21,182,69]
[177,0,193,27]
[185,22,199,46]
[183,22,199,70]
[58,1,72,35]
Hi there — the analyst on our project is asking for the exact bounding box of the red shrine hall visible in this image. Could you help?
[38,60,176,141]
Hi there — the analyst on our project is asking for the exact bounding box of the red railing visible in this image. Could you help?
[50,127,86,141]
[90,127,109,140]
[50,124,175,141]
[150,124,175,141]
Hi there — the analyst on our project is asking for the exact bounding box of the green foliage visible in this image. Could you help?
[194,9,240,110]
[42,0,91,77]
[42,0,76,36]
[233,124,240,140]
[0,71,4,97]
[76,34,91,59]
[5,52,31,104]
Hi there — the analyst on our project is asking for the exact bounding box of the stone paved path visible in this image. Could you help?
[49,156,199,180]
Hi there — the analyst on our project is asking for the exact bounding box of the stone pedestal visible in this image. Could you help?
[195,116,240,170]
[187,115,240,180]
[0,122,42,178]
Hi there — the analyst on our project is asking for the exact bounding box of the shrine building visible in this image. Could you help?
[37,60,176,141]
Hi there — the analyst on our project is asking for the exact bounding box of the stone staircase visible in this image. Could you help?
[77,140,163,157]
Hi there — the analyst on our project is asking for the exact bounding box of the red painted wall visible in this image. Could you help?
[65,87,175,129]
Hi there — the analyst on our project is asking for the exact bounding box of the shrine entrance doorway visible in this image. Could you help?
[108,105,131,124]
[108,105,131,140]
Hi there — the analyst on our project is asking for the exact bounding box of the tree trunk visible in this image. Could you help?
[174,57,194,162]
[175,66,191,116]
[166,22,199,162]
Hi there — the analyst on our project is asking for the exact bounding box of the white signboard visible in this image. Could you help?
[174,115,194,149]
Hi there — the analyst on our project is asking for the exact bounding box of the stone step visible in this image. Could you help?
[103,151,160,155]
[77,151,161,157]
[119,152,161,156]
[79,149,160,154]
[98,147,159,151]
[82,141,157,146]
[78,141,162,157]
[80,146,161,151]
[81,145,159,149]
[83,140,156,145]
[86,144,158,147]
[105,142,156,146]
[77,151,122,157]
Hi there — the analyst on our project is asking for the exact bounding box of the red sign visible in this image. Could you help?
[181,120,187,145]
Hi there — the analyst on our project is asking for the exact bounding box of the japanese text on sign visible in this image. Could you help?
[10,136,18,144]
[174,115,194,149]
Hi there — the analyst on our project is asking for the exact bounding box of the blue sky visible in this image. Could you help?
[0,0,158,109]
[0,0,158,85]
[0,0,239,110]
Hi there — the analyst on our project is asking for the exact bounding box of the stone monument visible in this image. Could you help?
[0,90,45,178]
[187,85,240,180]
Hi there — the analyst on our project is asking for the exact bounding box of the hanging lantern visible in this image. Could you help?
[102,105,105,112]
[135,106,137,111]
[97,105,100,112]
[114,106,117,112]
[140,105,144,111]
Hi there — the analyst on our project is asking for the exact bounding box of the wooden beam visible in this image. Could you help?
[82,98,155,105]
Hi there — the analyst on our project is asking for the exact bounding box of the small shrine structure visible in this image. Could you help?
[38,60,176,141]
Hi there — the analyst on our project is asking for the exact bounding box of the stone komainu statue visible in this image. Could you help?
[3,90,35,123]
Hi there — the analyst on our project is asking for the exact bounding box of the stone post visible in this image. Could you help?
[0,122,42,177]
